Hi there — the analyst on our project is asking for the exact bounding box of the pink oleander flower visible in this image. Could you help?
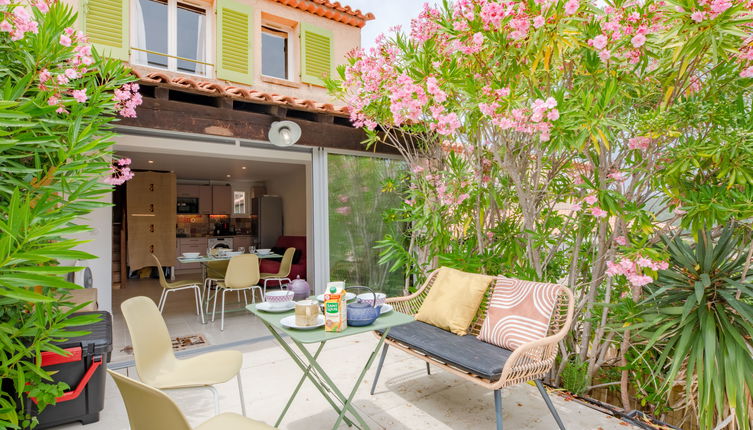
[533,15,546,28]
[741,66,753,78]
[72,89,88,103]
[564,0,579,15]
[584,194,598,205]
[598,49,611,62]
[56,74,69,85]
[608,171,626,182]
[34,1,49,13]
[627,274,653,287]
[590,34,608,50]
[59,34,72,47]
[47,95,59,106]
[547,109,560,121]
[64,68,79,80]
[0,20,11,32]
[335,206,352,216]
[39,69,52,83]
[56,106,68,114]
[615,236,627,246]
[0,0,10,5]
[690,11,706,22]
[590,207,607,218]
[631,34,646,48]
[571,202,582,211]
[628,136,650,150]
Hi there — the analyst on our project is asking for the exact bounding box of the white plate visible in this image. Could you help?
[378,304,393,315]
[182,252,200,258]
[280,315,325,330]
[255,302,295,313]
[316,292,356,302]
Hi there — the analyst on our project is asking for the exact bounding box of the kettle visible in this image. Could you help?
[289,275,310,301]
[346,286,382,327]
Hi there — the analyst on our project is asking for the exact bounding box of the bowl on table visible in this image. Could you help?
[356,292,387,307]
[181,252,200,258]
[256,248,272,254]
[225,251,242,257]
[265,290,294,308]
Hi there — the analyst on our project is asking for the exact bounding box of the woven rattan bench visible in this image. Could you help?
[370,269,574,430]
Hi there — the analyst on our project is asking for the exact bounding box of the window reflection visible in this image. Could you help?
[177,3,206,74]
[262,26,288,80]
[136,0,168,68]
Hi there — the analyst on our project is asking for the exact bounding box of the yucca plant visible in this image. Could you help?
[636,225,753,429]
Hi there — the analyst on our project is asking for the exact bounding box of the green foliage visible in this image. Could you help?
[561,358,589,396]
[635,225,753,429]
[0,3,136,428]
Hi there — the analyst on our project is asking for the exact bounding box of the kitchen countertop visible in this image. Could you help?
[177,234,254,239]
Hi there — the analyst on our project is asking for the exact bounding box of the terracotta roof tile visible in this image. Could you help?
[131,68,351,117]
[271,0,374,28]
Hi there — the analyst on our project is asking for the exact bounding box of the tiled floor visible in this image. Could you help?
[56,333,637,430]
[77,279,639,429]
[111,275,270,363]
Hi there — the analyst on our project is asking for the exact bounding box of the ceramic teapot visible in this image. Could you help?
[289,275,310,301]
[346,286,382,327]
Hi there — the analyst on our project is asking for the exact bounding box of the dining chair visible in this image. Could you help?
[203,260,229,313]
[259,248,295,294]
[152,254,204,324]
[212,254,262,331]
[108,369,275,430]
[121,296,247,417]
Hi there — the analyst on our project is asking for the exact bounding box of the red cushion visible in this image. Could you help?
[260,236,306,285]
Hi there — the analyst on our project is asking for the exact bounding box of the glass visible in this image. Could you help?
[177,2,206,74]
[206,247,212,257]
[327,154,407,296]
[262,27,288,80]
[136,0,168,68]
[249,245,256,254]
[238,247,245,253]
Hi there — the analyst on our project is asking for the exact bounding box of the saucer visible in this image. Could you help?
[255,302,295,313]
[378,304,393,315]
[280,315,325,330]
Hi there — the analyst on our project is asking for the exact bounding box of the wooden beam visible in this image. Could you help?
[117,97,400,155]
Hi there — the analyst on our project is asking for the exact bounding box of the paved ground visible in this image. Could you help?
[56,329,636,430]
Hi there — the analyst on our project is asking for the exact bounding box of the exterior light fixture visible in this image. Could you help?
[268,120,302,147]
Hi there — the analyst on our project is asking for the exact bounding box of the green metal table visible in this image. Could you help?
[246,304,413,429]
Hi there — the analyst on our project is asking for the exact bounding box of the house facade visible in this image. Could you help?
[64,0,401,313]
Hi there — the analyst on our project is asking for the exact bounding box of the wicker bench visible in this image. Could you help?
[370,269,574,430]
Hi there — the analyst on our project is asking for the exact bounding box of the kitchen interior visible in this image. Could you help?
[109,151,308,361]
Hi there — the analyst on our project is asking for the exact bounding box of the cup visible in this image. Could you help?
[249,245,256,254]
[295,300,320,327]
[238,247,245,253]
[265,290,294,308]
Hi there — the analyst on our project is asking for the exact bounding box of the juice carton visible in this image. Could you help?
[324,283,347,332]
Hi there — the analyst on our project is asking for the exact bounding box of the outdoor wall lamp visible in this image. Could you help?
[269,120,302,147]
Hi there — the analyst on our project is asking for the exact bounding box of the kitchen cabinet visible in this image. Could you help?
[199,185,212,214]
[127,172,176,271]
[212,185,232,215]
[175,237,208,270]
[177,184,200,198]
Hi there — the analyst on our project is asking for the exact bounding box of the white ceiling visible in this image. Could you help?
[118,151,304,182]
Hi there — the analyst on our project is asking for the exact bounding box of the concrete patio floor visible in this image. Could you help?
[57,331,636,430]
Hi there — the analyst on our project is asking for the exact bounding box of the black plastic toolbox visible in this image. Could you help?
[33,310,113,428]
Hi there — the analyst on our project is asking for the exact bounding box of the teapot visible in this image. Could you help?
[288,275,310,301]
[346,286,382,327]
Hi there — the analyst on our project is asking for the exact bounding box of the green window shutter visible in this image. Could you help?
[81,0,129,61]
[216,0,253,84]
[300,22,333,87]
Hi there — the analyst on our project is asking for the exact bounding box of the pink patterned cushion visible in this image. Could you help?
[477,277,562,351]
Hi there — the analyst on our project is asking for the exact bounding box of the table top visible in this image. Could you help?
[177,252,282,263]
[247,304,414,344]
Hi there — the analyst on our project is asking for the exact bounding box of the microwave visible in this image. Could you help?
[177,197,199,214]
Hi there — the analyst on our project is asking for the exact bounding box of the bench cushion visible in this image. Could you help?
[379,321,512,382]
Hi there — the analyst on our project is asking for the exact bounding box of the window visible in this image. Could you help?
[233,191,246,215]
[133,0,209,75]
[262,26,289,80]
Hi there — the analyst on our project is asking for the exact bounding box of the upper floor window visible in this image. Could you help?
[261,25,289,80]
[133,0,209,76]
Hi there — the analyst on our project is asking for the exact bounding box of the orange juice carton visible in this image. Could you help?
[324,283,347,332]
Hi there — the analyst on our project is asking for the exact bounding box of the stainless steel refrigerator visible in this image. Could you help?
[252,195,283,249]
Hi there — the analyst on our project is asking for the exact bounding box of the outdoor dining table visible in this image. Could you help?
[246,303,413,430]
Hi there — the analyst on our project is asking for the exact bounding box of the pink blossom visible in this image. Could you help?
[564,0,579,15]
[56,74,69,85]
[72,89,88,103]
[39,69,51,83]
[547,109,560,121]
[628,136,650,150]
[741,66,753,78]
[0,0,10,5]
[34,1,49,13]
[615,236,627,246]
[627,274,653,287]
[571,202,582,211]
[690,11,706,22]
[59,34,72,47]
[47,96,59,106]
[64,68,79,80]
[411,165,424,174]
[0,20,11,32]
[590,207,607,218]
[533,15,546,28]
[631,34,646,48]
[584,195,598,205]
[335,206,352,216]
[56,106,68,114]
[590,34,608,50]
[598,49,611,62]
[608,171,626,182]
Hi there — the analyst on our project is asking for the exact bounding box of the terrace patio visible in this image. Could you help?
[59,330,636,430]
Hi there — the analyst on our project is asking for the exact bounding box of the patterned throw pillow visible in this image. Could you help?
[477,277,562,351]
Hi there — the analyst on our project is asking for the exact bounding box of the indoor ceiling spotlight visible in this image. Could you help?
[148,160,154,164]
[268,120,302,147]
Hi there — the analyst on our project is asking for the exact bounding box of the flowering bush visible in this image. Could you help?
[0,1,138,427]
[331,0,753,426]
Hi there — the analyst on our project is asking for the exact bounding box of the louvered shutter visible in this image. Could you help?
[216,0,253,84]
[81,0,129,61]
[300,22,333,86]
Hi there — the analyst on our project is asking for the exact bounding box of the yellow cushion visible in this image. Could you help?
[415,267,493,335]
